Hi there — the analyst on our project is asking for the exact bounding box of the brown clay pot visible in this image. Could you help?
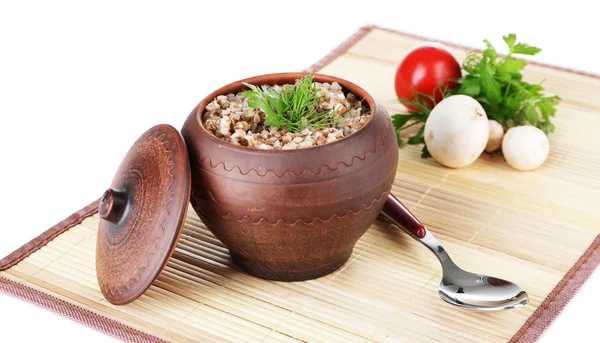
[181,72,398,281]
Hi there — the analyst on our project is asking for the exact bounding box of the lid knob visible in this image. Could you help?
[99,189,127,223]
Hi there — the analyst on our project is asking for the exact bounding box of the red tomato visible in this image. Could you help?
[394,44,461,111]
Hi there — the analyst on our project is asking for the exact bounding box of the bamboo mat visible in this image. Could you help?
[2,26,600,343]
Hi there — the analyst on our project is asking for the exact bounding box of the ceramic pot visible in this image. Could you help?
[181,72,398,281]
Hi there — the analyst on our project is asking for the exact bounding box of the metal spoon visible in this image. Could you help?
[381,194,529,311]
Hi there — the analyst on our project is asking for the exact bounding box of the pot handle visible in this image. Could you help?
[381,193,426,239]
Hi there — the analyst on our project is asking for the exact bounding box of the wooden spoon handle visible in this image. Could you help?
[382,193,426,239]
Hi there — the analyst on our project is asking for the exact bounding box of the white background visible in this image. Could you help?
[1,1,598,342]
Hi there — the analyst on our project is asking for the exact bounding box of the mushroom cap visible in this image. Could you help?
[502,125,550,171]
[485,120,504,153]
[424,95,489,168]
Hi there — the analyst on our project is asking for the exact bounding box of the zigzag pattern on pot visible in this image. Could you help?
[103,132,175,297]
[199,125,391,177]
[215,189,389,225]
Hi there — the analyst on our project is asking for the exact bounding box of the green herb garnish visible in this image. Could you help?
[393,34,561,157]
[242,74,346,133]
[460,34,560,133]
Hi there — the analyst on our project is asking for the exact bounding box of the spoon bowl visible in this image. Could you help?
[439,274,529,311]
[382,194,529,311]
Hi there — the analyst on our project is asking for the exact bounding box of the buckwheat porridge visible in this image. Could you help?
[202,80,370,150]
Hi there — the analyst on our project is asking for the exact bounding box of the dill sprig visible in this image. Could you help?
[241,74,347,133]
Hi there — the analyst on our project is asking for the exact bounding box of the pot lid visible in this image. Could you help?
[96,124,191,305]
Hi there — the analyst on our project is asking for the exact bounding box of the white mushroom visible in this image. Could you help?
[502,125,550,171]
[424,95,489,168]
[485,120,504,153]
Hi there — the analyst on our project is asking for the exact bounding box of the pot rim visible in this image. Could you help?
[192,72,377,153]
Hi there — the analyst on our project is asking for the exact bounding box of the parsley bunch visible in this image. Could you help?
[242,74,345,133]
[393,34,561,157]
[459,34,560,133]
